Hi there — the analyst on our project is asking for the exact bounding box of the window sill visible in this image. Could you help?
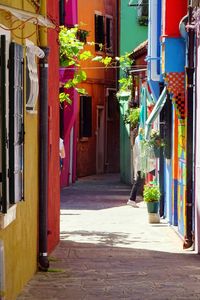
[0,204,17,229]
[80,137,89,142]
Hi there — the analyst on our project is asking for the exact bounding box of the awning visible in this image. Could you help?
[0,4,55,28]
[145,87,167,140]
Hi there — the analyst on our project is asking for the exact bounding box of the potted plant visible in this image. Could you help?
[144,129,165,158]
[123,107,140,129]
[143,182,161,223]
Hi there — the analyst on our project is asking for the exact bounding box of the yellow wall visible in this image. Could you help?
[0,1,46,299]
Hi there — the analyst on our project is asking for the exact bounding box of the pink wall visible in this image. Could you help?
[195,39,200,253]
[47,0,60,252]
[65,0,78,26]
[60,0,78,187]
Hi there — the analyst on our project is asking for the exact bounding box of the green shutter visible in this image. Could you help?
[9,42,24,203]
[0,35,7,213]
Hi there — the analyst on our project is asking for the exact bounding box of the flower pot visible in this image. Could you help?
[146,201,159,213]
[148,213,160,224]
[147,202,160,224]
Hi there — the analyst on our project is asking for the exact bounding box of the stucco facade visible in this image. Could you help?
[77,0,119,177]
[0,1,59,299]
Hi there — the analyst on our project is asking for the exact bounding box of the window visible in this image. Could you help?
[105,16,113,54]
[59,0,65,25]
[80,96,92,138]
[95,14,104,51]
[137,0,148,26]
[0,33,24,213]
[9,42,24,205]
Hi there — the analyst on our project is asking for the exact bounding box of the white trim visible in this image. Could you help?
[94,10,103,16]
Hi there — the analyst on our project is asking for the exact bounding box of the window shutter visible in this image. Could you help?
[0,35,7,213]
[80,96,92,138]
[106,17,113,53]
[95,14,105,51]
[9,42,24,203]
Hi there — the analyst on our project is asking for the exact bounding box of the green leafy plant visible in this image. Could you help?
[59,26,133,104]
[143,129,165,150]
[143,182,161,202]
[123,107,140,128]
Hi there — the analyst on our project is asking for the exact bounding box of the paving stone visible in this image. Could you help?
[17,174,200,300]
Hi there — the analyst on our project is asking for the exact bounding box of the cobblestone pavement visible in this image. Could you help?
[17,174,200,300]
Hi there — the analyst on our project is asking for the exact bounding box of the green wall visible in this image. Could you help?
[119,0,147,184]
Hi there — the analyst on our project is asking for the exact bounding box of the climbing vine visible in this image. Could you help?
[59,25,133,104]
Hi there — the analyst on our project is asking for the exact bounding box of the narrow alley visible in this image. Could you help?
[18,174,200,300]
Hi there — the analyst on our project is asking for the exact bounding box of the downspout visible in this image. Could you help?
[159,82,165,217]
[38,47,50,270]
[184,5,195,249]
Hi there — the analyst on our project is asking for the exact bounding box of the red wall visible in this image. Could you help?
[163,0,187,37]
[47,1,60,253]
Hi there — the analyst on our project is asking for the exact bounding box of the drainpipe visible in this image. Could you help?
[0,240,5,299]
[38,47,50,270]
[159,82,165,217]
[184,5,195,249]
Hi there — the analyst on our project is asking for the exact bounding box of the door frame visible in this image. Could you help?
[96,105,104,174]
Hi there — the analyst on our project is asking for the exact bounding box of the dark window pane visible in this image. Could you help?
[59,0,65,25]
[95,14,104,51]
[80,96,92,138]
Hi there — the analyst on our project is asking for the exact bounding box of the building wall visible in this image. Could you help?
[0,1,39,299]
[60,0,78,187]
[0,0,60,298]
[47,0,60,253]
[195,36,200,253]
[77,0,119,177]
[162,0,187,237]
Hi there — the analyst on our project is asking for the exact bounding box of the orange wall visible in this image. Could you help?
[77,0,117,177]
